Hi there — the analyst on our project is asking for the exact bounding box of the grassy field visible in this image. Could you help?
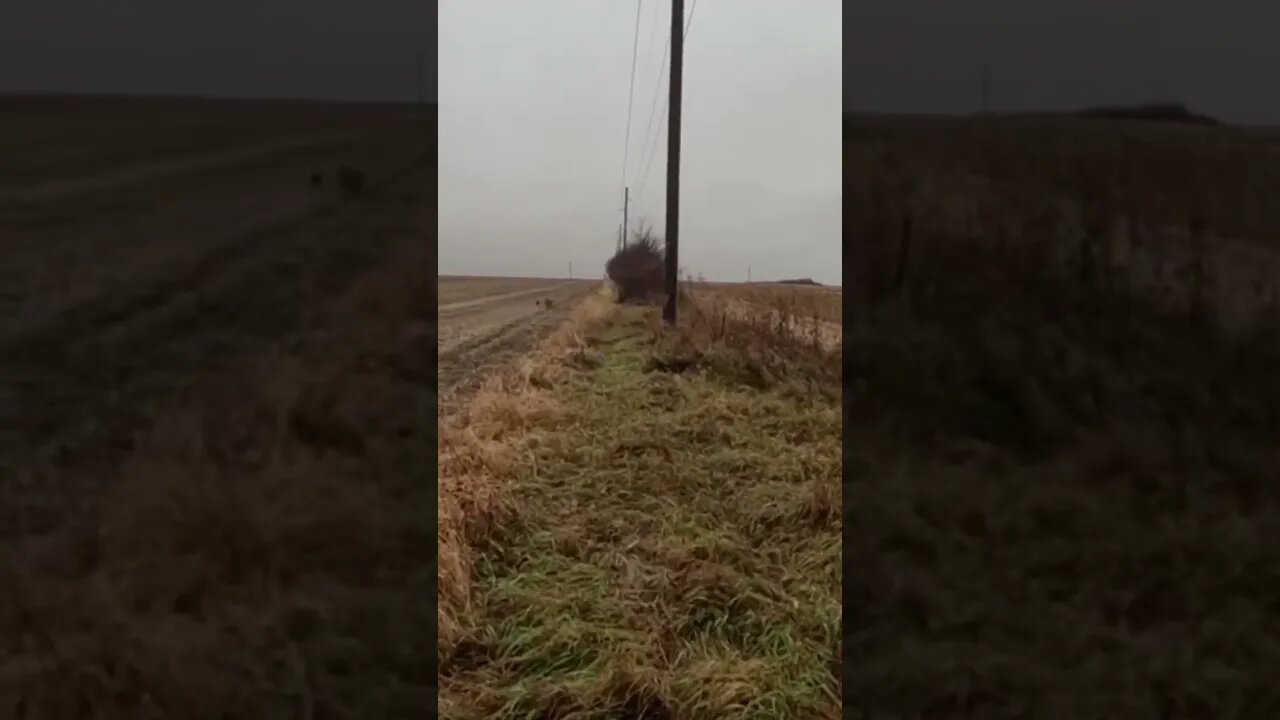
[439,287,842,718]
[846,114,1280,717]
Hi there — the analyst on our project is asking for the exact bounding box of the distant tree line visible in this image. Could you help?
[1074,102,1220,125]
[841,102,1221,128]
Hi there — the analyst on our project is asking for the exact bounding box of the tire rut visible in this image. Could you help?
[436,286,595,405]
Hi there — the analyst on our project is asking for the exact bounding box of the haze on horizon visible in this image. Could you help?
[439,0,841,285]
[847,2,1280,125]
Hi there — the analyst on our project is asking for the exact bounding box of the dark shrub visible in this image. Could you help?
[606,225,665,303]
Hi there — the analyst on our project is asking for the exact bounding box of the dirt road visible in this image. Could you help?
[0,97,434,485]
[436,277,596,399]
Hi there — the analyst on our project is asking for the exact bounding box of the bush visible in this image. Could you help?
[605,224,665,303]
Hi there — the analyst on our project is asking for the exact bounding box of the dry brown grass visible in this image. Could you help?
[846,119,1280,718]
[440,287,841,719]
[847,119,1280,333]
[437,287,614,663]
[845,115,1280,243]
[688,286,841,355]
[705,282,843,325]
[0,234,438,718]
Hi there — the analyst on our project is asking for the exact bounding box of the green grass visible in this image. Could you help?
[440,306,842,719]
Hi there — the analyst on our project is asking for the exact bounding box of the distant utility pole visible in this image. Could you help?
[748,265,752,283]
[569,262,574,279]
[981,64,991,114]
[622,186,630,248]
[663,0,685,325]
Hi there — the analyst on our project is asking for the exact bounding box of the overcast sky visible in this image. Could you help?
[847,2,1280,124]
[439,1,841,284]
[0,0,433,102]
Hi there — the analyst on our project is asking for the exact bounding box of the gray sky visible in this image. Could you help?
[847,2,1280,123]
[439,1,842,284]
[0,0,433,102]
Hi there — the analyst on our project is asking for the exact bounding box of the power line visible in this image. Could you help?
[636,0,697,201]
[636,108,666,200]
[643,0,662,74]
[620,0,644,199]
[634,11,672,192]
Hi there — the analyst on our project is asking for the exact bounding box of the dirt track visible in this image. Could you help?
[0,97,434,481]
[436,277,596,400]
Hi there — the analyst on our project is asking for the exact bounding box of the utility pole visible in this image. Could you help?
[622,186,630,248]
[748,265,752,283]
[569,261,573,279]
[663,0,684,325]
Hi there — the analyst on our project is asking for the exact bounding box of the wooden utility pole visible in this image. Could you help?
[569,261,574,279]
[663,0,684,325]
[622,186,630,248]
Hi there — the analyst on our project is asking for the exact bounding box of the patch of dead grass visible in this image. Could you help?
[706,282,843,325]
[438,287,615,663]
[0,236,437,718]
[846,127,1280,717]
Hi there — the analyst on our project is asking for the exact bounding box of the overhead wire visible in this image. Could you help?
[633,7,672,197]
[634,0,698,203]
[619,0,644,203]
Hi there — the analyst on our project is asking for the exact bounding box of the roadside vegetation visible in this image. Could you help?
[439,236,842,718]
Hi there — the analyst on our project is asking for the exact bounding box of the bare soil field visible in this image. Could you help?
[0,96,434,480]
[0,94,427,189]
[436,276,596,401]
